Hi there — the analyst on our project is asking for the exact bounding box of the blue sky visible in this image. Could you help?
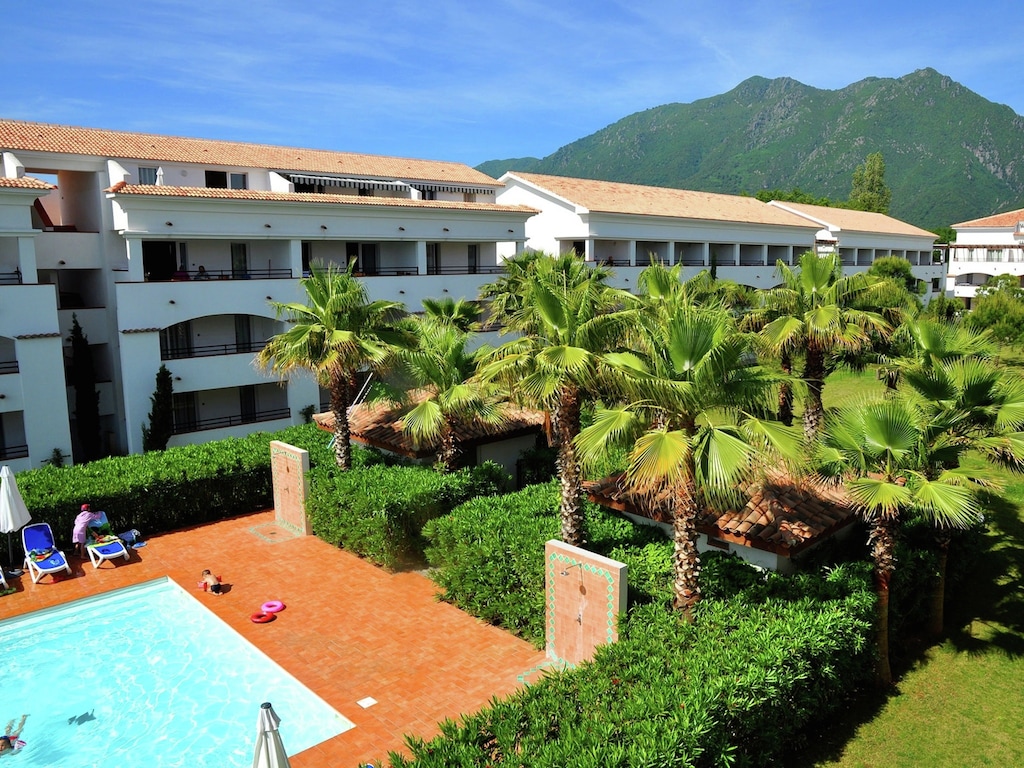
[4,1,1022,167]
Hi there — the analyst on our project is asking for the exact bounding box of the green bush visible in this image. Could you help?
[308,461,507,569]
[13,423,378,546]
[390,563,875,767]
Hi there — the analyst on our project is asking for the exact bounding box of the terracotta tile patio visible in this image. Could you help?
[0,511,548,767]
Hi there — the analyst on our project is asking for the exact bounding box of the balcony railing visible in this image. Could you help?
[172,407,291,435]
[153,268,294,282]
[0,360,18,374]
[0,444,29,460]
[425,265,504,275]
[0,270,22,285]
[161,340,268,361]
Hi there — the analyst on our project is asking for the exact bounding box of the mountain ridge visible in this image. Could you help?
[477,69,1024,230]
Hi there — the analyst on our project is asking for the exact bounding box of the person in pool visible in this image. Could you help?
[0,714,27,754]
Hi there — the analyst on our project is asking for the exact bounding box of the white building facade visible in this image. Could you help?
[0,119,534,468]
[946,207,1024,308]
[498,172,944,294]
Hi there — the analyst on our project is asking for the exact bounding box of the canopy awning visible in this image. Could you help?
[411,182,498,196]
[287,174,410,192]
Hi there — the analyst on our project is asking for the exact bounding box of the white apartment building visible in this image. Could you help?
[497,172,944,294]
[0,119,534,470]
[946,207,1024,307]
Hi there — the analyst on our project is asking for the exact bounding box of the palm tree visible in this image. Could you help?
[816,397,983,685]
[478,252,633,547]
[397,315,504,473]
[577,297,800,618]
[421,296,482,333]
[899,357,1024,636]
[753,252,890,442]
[257,263,410,469]
[877,315,994,391]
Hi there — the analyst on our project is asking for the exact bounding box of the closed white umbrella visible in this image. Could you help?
[0,465,32,567]
[252,702,291,768]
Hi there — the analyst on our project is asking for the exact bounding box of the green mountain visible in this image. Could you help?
[477,69,1024,230]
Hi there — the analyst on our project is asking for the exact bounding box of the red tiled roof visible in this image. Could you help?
[314,395,545,458]
[106,183,536,214]
[769,201,936,238]
[954,207,1024,228]
[507,172,817,228]
[0,118,501,187]
[585,470,858,557]
[0,175,53,190]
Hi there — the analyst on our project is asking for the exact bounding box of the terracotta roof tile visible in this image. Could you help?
[0,175,53,190]
[107,184,536,214]
[0,118,500,187]
[953,207,1024,228]
[313,393,545,459]
[769,201,936,238]
[507,172,818,228]
[585,470,858,557]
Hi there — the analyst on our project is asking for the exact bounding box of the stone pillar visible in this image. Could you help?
[270,441,311,535]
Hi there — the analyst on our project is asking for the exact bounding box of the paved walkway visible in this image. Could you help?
[0,511,548,766]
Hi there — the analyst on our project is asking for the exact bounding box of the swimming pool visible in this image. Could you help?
[1,578,354,767]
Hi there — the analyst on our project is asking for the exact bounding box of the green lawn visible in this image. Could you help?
[794,367,1024,767]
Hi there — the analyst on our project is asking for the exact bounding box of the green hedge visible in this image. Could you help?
[389,564,875,767]
[12,424,380,546]
[424,482,670,646]
[308,461,508,569]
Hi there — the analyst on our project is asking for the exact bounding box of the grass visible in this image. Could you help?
[791,365,1024,767]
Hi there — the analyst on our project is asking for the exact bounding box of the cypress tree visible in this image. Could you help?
[142,364,175,452]
[69,314,102,461]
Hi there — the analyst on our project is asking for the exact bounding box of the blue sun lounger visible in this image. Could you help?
[22,522,72,584]
[86,512,130,569]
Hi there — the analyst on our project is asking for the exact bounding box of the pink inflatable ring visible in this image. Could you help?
[261,600,285,613]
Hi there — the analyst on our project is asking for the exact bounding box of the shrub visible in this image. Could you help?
[308,461,507,569]
[14,423,373,546]
[389,563,875,767]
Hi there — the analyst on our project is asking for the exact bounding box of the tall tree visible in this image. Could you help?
[848,151,892,214]
[141,364,174,452]
[68,314,102,461]
[577,295,799,617]
[816,397,982,685]
[751,252,890,442]
[478,252,632,546]
[257,263,411,469]
[421,296,482,333]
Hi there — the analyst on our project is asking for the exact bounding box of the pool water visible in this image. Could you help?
[1,578,353,767]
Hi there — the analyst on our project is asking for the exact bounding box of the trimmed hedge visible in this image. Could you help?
[308,461,508,569]
[13,424,382,546]
[424,482,670,646]
[389,564,875,767]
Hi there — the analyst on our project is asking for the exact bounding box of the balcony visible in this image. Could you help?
[162,340,268,361]
[0,270,21,286]
[0,443,29,460]
[153,267,294,282]
[0,361,18,375]
[172,407,291,435]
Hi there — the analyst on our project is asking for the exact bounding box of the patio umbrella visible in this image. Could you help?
[252,702,291,768]
[0,465,32,567]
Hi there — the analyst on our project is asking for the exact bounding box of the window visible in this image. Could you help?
[301,242,312,276]
[239,385,257,423]
[426,243,439,275]
[160,321,193,360]
[421,188,437,201]
[172,392,198,433]
[931,277,942,292]
[988,249,1004,262]
[229,173,247,190]
[467,244,479,274]
[235,315,252,353]
[230,243,248,277]
[571,241,586,258]
[463,192,477,203]
[177,242,189,271]
[205,171,228,188]
[138,167,158,184]
[358,187,372,197]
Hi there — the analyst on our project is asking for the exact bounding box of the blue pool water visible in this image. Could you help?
[1,578,353,767]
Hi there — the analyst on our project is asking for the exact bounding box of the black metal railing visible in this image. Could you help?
[0,270,22,285]
[172,407,291,435]
[157,268,294,282]
[0,360,19,374]
[0,444,29,460]
[161,340,268,361]
[425,265,504,275]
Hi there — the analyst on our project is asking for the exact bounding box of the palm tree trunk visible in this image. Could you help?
[554,387,585,547]
[802,348,826,443]
[436,422,461,473]
[928,535,951,639]
[869,515,897,687]
[672,469,702,622]
[778,350,794,426]
[329,370,355,470]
